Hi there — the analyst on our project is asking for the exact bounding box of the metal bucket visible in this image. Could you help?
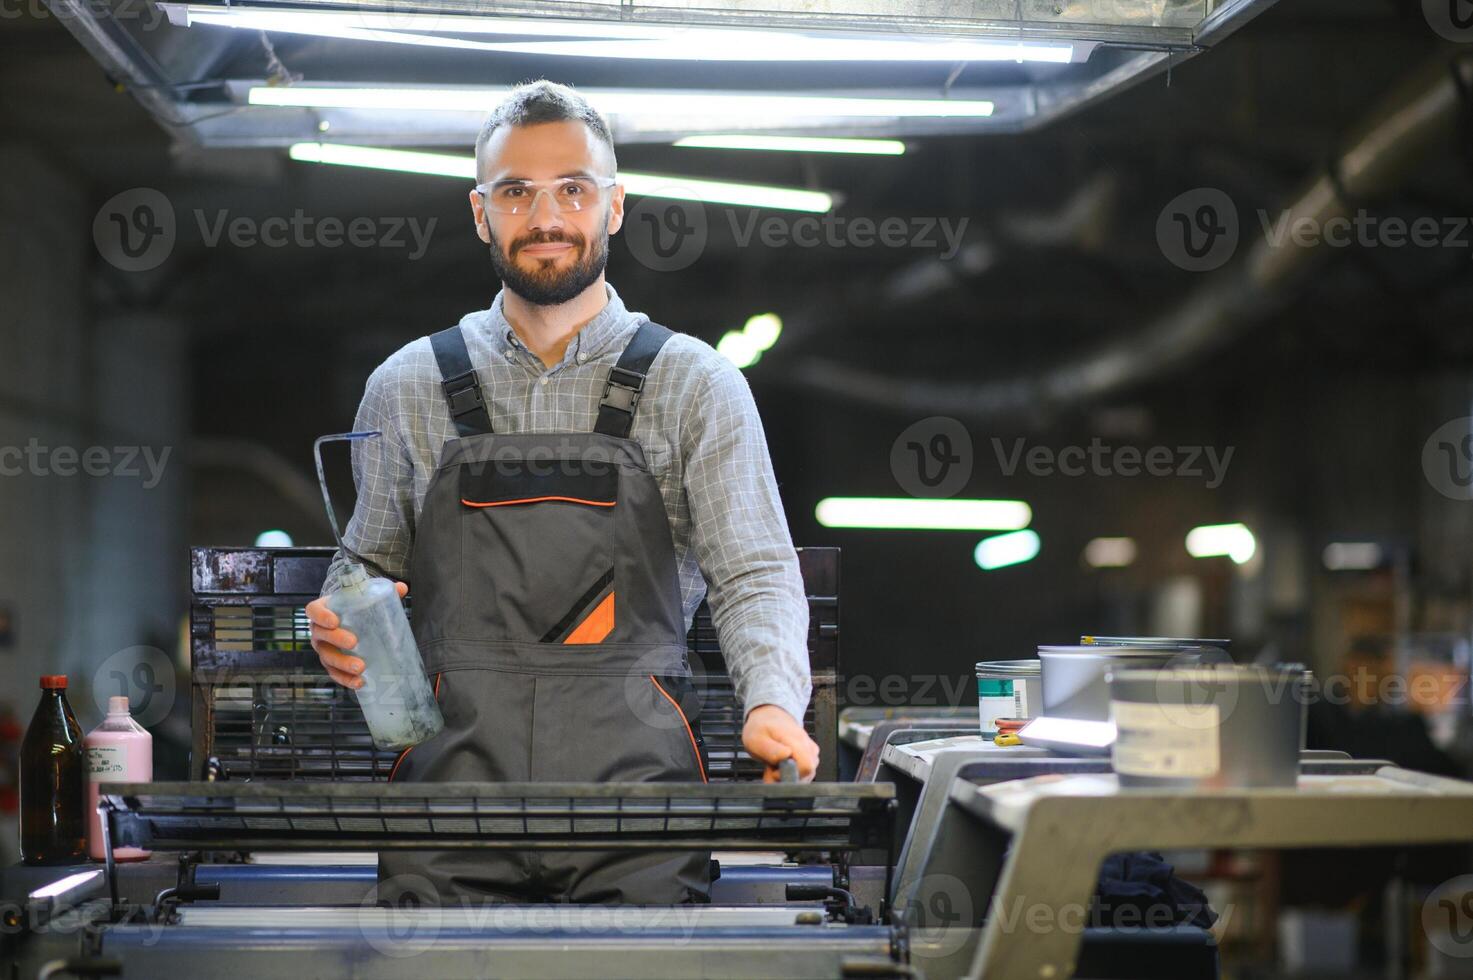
[1109,664,1308,789]
[1037,646,1185,721]
[975,660,1041,738]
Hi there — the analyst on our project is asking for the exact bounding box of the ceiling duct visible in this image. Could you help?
[780,56,1473,420]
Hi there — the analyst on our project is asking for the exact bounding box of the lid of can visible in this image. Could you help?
[40,675,68,689]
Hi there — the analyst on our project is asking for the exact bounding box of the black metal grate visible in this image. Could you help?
[190,547,839,783]
[102,780,893,854]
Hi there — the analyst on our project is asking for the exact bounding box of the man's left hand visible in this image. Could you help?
[742,704,820,782]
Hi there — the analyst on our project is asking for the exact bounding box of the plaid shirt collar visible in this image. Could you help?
[485,282,636,369]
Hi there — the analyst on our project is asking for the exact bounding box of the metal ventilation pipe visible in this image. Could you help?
[781,57,1472,419]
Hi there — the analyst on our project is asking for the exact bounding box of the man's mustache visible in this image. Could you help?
[511,231,585,257]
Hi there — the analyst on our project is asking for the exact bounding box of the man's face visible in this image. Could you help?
[471,120,624,306]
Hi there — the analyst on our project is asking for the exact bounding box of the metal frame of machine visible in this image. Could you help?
[188,545,840,783]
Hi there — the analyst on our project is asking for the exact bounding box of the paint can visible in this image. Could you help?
[975,660,1041,738]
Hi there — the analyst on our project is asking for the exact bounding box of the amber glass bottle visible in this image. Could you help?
[20,675,86,864]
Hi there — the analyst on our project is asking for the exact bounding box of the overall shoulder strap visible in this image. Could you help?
[429,325,493,437]
[593,320,675,438]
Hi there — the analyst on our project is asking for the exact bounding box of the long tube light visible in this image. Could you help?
[254,87,995,120]
[674,135,905,155]
[287,144,835,213]
[1185,522,1256,565]
[975,529,1041,570]
[814,497,1031,531]
[166,6,1078,64]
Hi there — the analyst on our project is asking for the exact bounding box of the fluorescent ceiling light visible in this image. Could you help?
[717,331,763,369]
[815,497,1031,531]
[674,135,905,155]
[287,144,834,212]
[1322,542,1385,572]
[743,313,782,351]
[254,86,995,120]
[1185,522,1256,565]
[168,7,1077,64]
[974,529,1041,570]
[717,312,783,369]
[1083,536,1137,569]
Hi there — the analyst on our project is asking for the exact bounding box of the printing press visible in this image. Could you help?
[11,548,1473,979]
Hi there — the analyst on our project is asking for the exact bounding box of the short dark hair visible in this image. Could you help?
[475,80,616,181]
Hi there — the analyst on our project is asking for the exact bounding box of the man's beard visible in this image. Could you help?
[485,217,609,306]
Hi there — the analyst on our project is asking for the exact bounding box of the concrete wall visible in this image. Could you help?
[0,143,188,860]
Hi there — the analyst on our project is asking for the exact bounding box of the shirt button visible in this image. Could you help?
[540,376,549,386]
[577,352,587,364]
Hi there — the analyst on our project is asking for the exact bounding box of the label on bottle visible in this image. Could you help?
[1112,700,1220,778]
[87,745,127,781]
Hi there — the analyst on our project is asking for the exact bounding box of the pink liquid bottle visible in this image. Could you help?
[85,696,152,861]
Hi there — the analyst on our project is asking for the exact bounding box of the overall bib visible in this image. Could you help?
[378,320,712,906]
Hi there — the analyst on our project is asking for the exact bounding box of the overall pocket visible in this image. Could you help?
[459,458,618,642]
[650,672,709,783]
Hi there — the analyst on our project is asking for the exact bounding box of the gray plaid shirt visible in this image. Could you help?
[323,283,812,724]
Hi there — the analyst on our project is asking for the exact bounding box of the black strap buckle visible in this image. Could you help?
[442,370,485,419]
[602,366,645,414]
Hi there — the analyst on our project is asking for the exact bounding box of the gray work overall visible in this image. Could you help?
[378,320,712,906]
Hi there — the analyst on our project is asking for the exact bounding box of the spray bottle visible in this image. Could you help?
[314,432,444,752]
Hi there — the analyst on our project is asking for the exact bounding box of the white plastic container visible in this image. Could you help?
[325,566,444,752]
[85,696,151,861]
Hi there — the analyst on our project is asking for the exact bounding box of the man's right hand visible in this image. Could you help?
[307,581,409,688]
